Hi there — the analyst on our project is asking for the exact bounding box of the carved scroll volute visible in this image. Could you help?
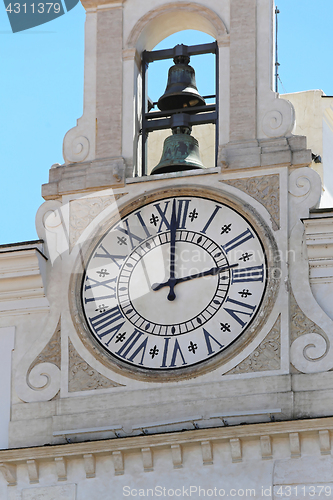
[289,167,333,373]
[14,200,66,402]
[36,200,70,265]
[15,318,61,403]
[261,98,295,139]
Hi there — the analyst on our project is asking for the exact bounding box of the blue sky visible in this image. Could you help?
[1,0,333,245]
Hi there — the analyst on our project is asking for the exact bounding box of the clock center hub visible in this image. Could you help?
[117,233,230,334]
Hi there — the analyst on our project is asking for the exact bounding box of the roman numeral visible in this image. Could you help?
[153,201,170,232]
[200,205,222,234]
[94,245,126,269]
[84,276,117,303]
[134,211,152,238]
[154,199,191,233]
[115,219,144,250]
[160,337,187,368]
[114,211,152,251]
[223,297,256,328]
[231,265,265,283]
[115,329,148,366]
[222,228,254,254]
[84,276,116,292]
[203,328,224,355]
[89,306,125,345]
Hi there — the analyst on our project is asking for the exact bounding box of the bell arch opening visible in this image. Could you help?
[145,30,216,176]
[126,2,228,53]
[124,4,229,178]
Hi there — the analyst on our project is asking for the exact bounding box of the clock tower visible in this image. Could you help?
[1,0,333,498]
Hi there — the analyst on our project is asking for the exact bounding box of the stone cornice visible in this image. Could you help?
[1,416,333,463]
[1,417,333,484]
[0,246,48,312]
[218,136,312,171]
[80,0,124,11]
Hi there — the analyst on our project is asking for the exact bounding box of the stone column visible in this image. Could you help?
[229,0,257,141]
[96,5,123,158]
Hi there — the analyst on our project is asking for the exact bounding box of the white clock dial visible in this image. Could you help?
[81,195,267,372]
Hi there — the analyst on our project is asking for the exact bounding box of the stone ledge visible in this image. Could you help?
[1,417,333,482]
[218,136,312,171]
[42,157,126,200]
[0,246,47,307]
[81,0,124,11]
[303,216,333,277]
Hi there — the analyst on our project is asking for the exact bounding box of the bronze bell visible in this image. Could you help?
[157,48,206,111]
[151,118,205,175]
[151,46,206,175]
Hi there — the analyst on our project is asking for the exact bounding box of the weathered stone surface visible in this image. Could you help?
[68,339,123,392]
[22,484,76,500]
[69,193,127,250]
[229,0,257,141]
[42,158,126,200]
[223,174,280,230]
[96,8,123,158]
[226,316,281,374]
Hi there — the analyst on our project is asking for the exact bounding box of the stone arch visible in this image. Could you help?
[126,2,229,52]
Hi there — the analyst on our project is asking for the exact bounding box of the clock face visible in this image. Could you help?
[81,194,267,373]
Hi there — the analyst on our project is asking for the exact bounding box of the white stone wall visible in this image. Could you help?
[0,327,15,450]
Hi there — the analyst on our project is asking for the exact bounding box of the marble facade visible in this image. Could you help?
[1,0,333,498]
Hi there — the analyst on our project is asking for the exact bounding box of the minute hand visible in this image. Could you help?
[152,263,238,292]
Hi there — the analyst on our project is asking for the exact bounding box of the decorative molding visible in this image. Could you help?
[15,318,62,403]
[288,167,322,235]
[0,463,16,486]
[81,0,124,10]
[83,454,95,478]
[171,444,182,469]
[229,438,242,463]
[222,174,280,230]
[201,441,213,466]
[290,290,325,345]
[1,418,333,477]
[319,430,331,455]
[226,316,281,374]
[289,432,301,458]
[112,451,124,475]
[260,435,272,460]
[54,457,67,481]
[262,100,295,138]
[126,2,228,50]
[29,319,61,372]
[69,193,127,250]
[0,245,48,312]
[68,339,124,392]
[27,459,39,484]
[289,167,333,373]
[141,447,153,472]
[64,135,90,163]
[42,159,126,200]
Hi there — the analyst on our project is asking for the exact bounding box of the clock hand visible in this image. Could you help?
[152,263,239,296]
[174,262,239,284]
[169,198,177,281]
[167,199,178,301]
